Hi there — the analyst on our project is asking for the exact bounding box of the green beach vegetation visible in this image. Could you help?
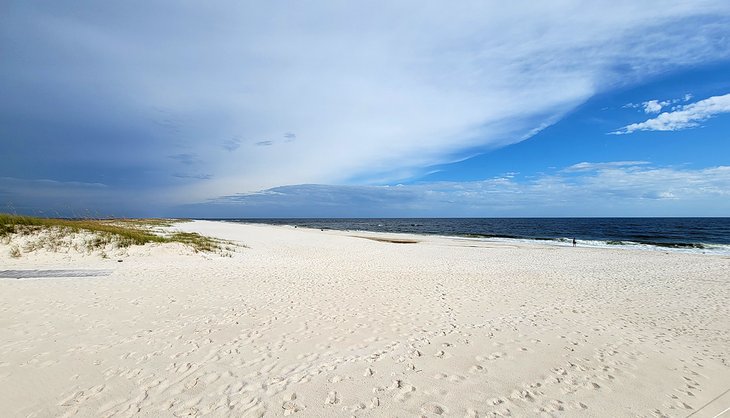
[0,214,234,256]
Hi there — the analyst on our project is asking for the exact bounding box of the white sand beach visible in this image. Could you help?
[1,220,728,417]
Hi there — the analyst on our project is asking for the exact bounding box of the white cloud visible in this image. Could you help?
[564,161,650,172]
[614,93,730,134]
[643,100,664,113]
[624,94,695,114]
[2,2,730,203]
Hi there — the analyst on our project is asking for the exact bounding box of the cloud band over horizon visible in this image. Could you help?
[172,161,730,218]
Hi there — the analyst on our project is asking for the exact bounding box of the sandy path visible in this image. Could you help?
[0,220,728,417]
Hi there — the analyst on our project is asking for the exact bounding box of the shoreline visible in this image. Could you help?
[214,219,730,256]
[1,220,728,417]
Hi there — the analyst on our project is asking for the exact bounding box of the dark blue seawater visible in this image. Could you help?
[214,218,730,253]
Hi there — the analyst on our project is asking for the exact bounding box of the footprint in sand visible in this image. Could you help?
[464,408,479,417]
[202,372,220,384]
[510,389,537,402]
[394,386,416,402]
[282,393,304,415]
[346,402,366,412]
[469,364,484,373]
[325,391,339,405]
[545,399,565,412]
[421,402,447,415]
[487,397,505,406]
[447,374,466,382]
[58,391,84,407]
[493,407,511,417]
[571,401,588,410]
[584,381,601,390]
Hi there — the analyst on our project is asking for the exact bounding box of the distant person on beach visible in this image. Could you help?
[572,238,576,247]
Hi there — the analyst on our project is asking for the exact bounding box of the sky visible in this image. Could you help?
[1,1,730,217]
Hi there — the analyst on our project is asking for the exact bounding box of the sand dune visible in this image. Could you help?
[1,220,728,417]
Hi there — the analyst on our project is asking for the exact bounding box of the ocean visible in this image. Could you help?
[216,218,730,255]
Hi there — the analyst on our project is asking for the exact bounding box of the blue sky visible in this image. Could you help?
[1,1,730,217]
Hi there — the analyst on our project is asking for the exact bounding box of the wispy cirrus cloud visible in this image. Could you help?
[222,137,242,152]
[283,132,297,142]
[168,153,201,166]
[564,161,651,172]
[173,173,213,180]
[614,93,730,134]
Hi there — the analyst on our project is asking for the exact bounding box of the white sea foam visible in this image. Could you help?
[479,236,730,255]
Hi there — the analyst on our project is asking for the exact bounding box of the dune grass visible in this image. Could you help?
[0,214,223,253]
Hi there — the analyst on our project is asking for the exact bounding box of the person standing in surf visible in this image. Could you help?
[572,238,576,247]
